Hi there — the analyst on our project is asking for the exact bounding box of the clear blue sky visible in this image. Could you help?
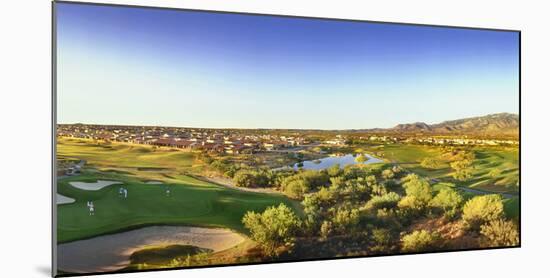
[56,2,519,129]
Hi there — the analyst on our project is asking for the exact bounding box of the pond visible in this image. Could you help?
[288,153,383,170]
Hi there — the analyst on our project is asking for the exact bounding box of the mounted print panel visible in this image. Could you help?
[53,1,520,276]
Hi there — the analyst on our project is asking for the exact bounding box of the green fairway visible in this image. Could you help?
[57,138,196,172]
[368,143,519,194]
[503,197,520,220]
[57,138,301,243]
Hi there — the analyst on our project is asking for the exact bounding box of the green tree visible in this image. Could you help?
[242,203,301,257]
[283,179,308,199]
[281,170,330,198]
[401,230,441,252]
[302,195,322,234]
[462,194,504,229]
[399,174,432,211]
[233,169,270,188]
[430,187,463,218]
[233,170,256,188]
[480,219,519,247]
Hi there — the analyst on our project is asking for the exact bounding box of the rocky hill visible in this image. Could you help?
[387,113,519,137]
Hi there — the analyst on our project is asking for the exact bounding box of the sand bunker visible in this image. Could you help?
[57,226,245,273]
[69,180,122,191]
[145,181,163,185]
[57,194,75,205]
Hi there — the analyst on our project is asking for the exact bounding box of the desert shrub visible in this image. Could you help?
[320,220,333,241]
[430,187,463,218]
[399,174,432,211]
[401,230,441,252]
[242,203,301,257]
[283,179,308,199]
[381,169,395,180]
[332,208,360,235]
[329,176,345,189]
[365,192,401,211]
[450,159,474,181]
[283,170,329,193]
[370,228,395,254]
[480,219,519,247]
[392,165,402,174]
[462,194,504,229]
[366,175,377,186]
[327,164,343,177]
[233,169,270,188]
[420,157,440,169]
[355,154,368,163]
[316,187,334,202]
[301,195,323,235]
[343,166,367,180]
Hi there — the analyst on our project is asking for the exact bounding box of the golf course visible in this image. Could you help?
[366,143,519,194]
[56,136,520,273]
[351,142,519,222]
[56,137,302,271]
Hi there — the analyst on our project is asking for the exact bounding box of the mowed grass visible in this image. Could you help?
[57,138,301,243]
[370,143,519,194]
[57,137,196,172]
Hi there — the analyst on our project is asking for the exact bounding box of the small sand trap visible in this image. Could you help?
[57,226,245,273]
[57,194,75,205]
[145,181,163,185]
[69,180,122,191]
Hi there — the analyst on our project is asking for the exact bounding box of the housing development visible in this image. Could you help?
[58,120,518,156]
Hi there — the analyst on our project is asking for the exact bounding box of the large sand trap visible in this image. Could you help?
[57,226,245,273]
[69,180,122,191]
[57,194,75,205]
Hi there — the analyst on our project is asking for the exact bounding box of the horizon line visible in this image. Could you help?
[57,112,518,131]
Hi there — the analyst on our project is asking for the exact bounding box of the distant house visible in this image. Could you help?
[263,141,286,150]
[173,140,194,149]
[243,141,260,148]
[201,142,224,153]
[151,138,174,147]
[225,145,248,154]
[325,138,346,146]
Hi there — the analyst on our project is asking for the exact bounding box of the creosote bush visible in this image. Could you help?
[401,230,441,252]
[462,194,504,229]
[242,203,301,257]
[480,219,519,247]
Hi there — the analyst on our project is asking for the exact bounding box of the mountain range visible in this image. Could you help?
[370,113,519,137]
